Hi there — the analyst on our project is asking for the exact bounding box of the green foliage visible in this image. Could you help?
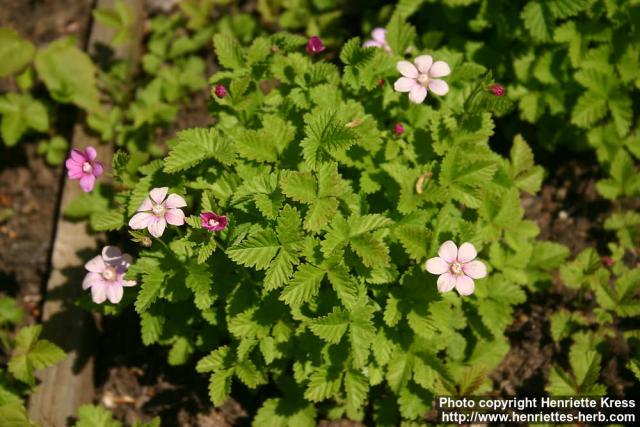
[34,37,101,112]
[8,325,65,385]
[108,12,570,422]
[0,93,48,146]
[0,28,35,77]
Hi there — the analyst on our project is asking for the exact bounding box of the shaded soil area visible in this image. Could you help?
[490,155,639,399]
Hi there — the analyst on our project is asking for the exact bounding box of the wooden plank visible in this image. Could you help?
[28,1,144,425]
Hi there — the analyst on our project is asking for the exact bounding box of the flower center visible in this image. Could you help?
[209,219,219,227]
[102,266,116,282]
[417,73,430,86]
[82,161,93,174]
[450,262,463,276]
[152,203,165,217]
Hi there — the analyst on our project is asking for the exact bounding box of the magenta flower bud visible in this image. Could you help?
[200,212,228,232]
[489,83,505,97]
[65,146,104,192]
[214,84,227,98]
[394,123,404,136]
[306,36,326,55]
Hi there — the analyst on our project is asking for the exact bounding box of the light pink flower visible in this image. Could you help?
[129,187,186,238]
[363,28,390,52]
[393,55,451,104]
[65,146,104,192]
[425,241,487,296]
[83,246,136,304]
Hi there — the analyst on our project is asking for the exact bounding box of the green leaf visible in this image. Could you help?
[571,91,608,128]
[0,93,49,146]
[385,12,416,54]
[140,311,164,345]
[90,209,125,231]
[213,32,245,70]
[280,264,325,306]
[522,1,553,42]
[344,369,369,420]
[0,402,38,427]
[0,28,35,77]
[308,308,349,343]
[0,296,23,325]
[197,346,232,373]
[76,404,122,427]
[300,109,358,169]
[164,128,235,172]
[168,337,193,366]
[35,38,101,112]
[134,271,164,313]
[8,325,65,385]
[209,369,233,405]
[227,229,280,270]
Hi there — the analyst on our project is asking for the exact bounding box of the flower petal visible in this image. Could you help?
[429,61,451,78]
[85,146,97,161]
[394,77,418,93]
[129,212,155,229]
[164,193,187,209]
[79,174,96,192]
[149,187,168,204]
[92,162,104,177]
[428,79,449,96]
[425,257,450,275]
[91,282,108,304]
[363,40,384,48]
[396,60,418,78]
[372,28,386,43]
[85,255,106,273]
[457,242,477,263]
[70,149,85,163]
[437,272,456,293]
[463,260,487,279]
[102,245,122,262]
[414,55,433,74]
[408,85,427,103]
[455,275,475,296]
[106,284,124,304]
[438,240,458,263]
[137,197,153,212]
[122,279,137,287]
[148,218,166,238]
[165,208,185,226]
[66,159,83,179]
[82,272,102,290]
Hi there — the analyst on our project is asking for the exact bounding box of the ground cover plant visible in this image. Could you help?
[0,0,638,425]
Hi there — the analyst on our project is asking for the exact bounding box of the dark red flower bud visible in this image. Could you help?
[489,83,505,97]
[379,79,385,87]
[306,36,326,55]
[601,256,614,267]
[214,84,227,98]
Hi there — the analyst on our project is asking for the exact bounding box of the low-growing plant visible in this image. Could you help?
[70,7,580,421]
[0,297,65,423]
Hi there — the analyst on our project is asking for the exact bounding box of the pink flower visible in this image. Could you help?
[129,187,186,238]
[394,55,451,104]
[200,212,228,231]
[425,241,487,296]
[65,146,104,192]
[490,83,505,96]
[363,28,390,52]
[214,84,227,98]
[394,123,404,136]
[83,246,136,304]
[306,36,325,55]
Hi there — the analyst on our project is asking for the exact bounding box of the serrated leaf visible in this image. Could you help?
[213,32,245,70]
[134,271,164,313]
[227,229,280,270]
[308,308,349,343]
[279,264,325,306]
